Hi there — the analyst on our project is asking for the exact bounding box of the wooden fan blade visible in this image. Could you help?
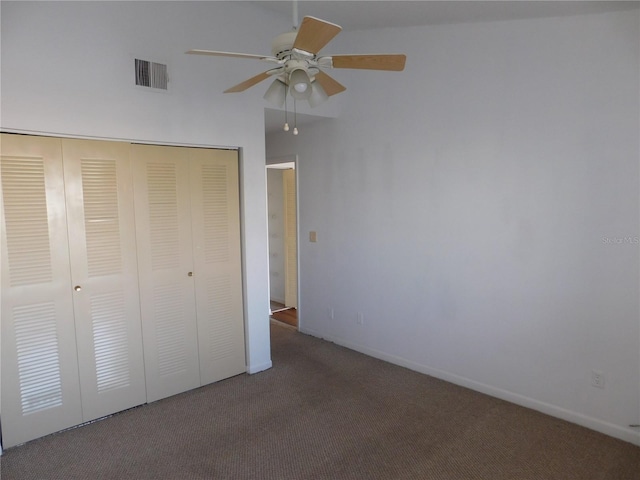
[186,49,276,62]
[331,54,406,71]
[224,71,271,93]
[293,16,342,54]
[314,71,346,97]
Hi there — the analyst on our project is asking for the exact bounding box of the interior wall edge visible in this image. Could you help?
[299,326,640,447]
[247,361,273,375]
[0,128,240,151]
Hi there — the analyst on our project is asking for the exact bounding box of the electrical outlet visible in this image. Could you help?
[591,370,605,389]
[356,312,364,325]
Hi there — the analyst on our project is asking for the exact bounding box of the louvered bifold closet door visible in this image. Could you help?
[188,148,246,385]
[61,139,146,421]
[0,134,83,448]
[131,144,200,403]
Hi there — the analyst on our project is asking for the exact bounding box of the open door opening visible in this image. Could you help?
[266,160,298,328]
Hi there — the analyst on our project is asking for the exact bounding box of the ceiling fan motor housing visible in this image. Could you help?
[271,31,323,87]
[271,31,298,59]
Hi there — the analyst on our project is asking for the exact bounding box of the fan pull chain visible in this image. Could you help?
[293,98,299,135]
[283,86,290,132]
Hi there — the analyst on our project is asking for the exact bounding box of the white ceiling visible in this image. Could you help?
[249,1,636,32]
[265,108,330,134]
[260,1,638,133]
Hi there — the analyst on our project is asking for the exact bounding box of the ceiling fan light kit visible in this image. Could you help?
[308,81,329,108]
[263,79,287,107]
[289,68,312,99]
[187,12,406,133]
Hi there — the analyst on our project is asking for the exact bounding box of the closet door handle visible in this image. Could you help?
[188,272,193,277]
[74,285,82,292]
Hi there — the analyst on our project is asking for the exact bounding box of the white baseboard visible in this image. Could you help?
[299,326,640,447]
[247,361,272,375]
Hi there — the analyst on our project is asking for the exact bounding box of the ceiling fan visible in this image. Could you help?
[186,8,406,133]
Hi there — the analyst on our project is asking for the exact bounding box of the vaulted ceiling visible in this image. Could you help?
[260,1,638,133]
[249,1,636,31]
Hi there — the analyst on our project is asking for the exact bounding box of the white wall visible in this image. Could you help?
[267,169,286,304]
[267,9,640,445]
[1,1,288,375]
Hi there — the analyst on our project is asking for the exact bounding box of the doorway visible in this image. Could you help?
[266,158,298,328]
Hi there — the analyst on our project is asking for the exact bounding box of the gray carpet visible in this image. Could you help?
[2,322,639,479]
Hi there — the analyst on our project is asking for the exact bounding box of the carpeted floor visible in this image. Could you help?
[1,322,639,479]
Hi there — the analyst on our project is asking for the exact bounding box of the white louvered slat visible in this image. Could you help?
[81,159,122,277]
[202,164,230,264]
[147,163,180,271]
[153,284,188,376]
[90,292,131,392]
[14,303,62,415]
[1,157,53,286]
[206,276,234,361]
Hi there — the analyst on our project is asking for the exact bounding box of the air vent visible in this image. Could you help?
[135,59,168,90]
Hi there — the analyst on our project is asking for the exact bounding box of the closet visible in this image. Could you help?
[132,144,246,403]
[0,134,245,448]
